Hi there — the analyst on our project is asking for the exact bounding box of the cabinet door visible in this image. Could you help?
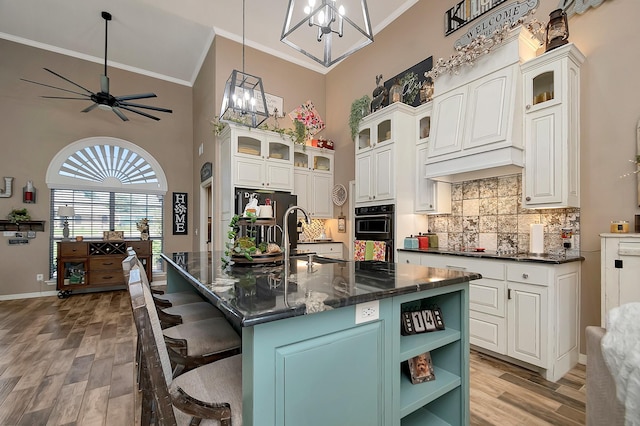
[266,162,293,191]
[507,282,547,367]
[355,153,373,203]
[523,105,563,206]
[429,86,467,157]
[415,145,435,212]
[234,157,265,188]
[311,173,332,218]
[373,144,394,201]
[293,170,311,213]
[464,67,514,149]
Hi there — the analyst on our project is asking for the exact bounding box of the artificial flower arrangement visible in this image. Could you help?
[136,218,149,233]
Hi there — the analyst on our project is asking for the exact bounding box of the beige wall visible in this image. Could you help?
[325,0,640,353]
[0,39,193,296]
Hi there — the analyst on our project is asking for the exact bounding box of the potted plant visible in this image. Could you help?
[8,208,30,223]
[349,95,371,142]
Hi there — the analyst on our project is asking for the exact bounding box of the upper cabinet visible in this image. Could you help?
[521,44,585,208]
[355,103,414,206]
[293,146,334,218]
[425,28,538,181]
[220,125,294,192]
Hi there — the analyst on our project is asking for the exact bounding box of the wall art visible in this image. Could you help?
[173,192,188,235]
[383,57,433,108]
[445,0,508,36]
[265,93,285,117]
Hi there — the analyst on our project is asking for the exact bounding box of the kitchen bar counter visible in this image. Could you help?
[162,251,479,425]
[161,251,480,328]
[398,247,584,264]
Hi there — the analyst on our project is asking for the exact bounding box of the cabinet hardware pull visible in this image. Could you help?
[522,273,529,279]
[508,289,512,299]
[103,276,113,279]
[526,104,531,110]
[103,262,114,266]
[525,196,531,201]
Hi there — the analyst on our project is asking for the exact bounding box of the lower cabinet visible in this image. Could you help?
[297,242,344,259]
[397,251,580,382]
[57,240,152,294]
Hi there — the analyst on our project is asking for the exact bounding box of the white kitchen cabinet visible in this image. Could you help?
[293,147,334,218]
[424,28,537,181]
[220,125,294,192]
[414,102,452,214]
[397,251,580,382]
[297,242,344,259]
[522,43,584,208]
[355,102,414,206]
[416,143,451,214]
[600,233,640,326]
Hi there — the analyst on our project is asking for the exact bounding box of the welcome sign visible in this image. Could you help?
[445,0,509,35]
[454,0,539,47]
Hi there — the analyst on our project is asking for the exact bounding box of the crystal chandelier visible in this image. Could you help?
[281,0,373,67]
[220,0,269,128]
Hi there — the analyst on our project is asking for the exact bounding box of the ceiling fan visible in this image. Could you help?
[20,11,172,121]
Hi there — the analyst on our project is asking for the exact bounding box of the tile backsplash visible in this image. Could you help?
[427,174,580,255]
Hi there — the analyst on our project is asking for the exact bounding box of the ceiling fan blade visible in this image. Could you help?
[101,75,109,94]
[119,105,161,121]
[111,107,130,121]
[43,68,94,95]
[118,101,173,113]
[21,78,92,98]
[41,96,91,100]
[115,93,157,101]
[81,103,99,113]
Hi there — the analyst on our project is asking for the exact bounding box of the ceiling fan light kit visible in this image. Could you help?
[20,11,172,121]
[281,0,374,67]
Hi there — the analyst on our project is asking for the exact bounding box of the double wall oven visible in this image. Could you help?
[354,204,394,262]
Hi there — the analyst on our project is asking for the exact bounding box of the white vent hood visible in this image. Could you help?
[425,27,539,183]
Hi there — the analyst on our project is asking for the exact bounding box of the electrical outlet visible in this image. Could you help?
[36,274,44,281]
[355,300,379,324]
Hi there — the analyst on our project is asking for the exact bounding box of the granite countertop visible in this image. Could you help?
[161,252,480,328]
[398,248,584,264]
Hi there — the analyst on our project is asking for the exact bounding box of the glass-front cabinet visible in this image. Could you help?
[293,146,334,218]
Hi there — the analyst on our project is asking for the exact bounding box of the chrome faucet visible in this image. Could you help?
[282,205,311,262]
[282,206,311,307]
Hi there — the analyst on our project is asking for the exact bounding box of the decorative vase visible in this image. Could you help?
[141,231,149,241]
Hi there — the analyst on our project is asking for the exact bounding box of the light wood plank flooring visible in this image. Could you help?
[0,291,585,425]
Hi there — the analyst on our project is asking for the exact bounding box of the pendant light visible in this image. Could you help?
[220,0,269,128]
[281,0,373,67]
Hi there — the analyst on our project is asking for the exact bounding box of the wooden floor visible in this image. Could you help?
[0,291,586,425]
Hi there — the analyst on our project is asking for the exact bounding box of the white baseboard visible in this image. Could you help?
[0,290,59,300]
[579,352,587,365]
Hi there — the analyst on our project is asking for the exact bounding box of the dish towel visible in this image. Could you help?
[371,241,386,261]
[354,240,366,260]
[365,241,375,260]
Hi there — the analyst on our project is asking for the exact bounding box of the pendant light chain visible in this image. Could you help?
[242,0,245,74]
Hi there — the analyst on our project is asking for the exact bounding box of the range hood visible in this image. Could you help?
[424,27,538,183]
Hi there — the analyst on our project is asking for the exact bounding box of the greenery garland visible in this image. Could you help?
[349,95,371,142]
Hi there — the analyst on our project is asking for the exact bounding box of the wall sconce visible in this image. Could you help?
[545,9,569,52]
[57,205,75,241]
[23,180,36,203]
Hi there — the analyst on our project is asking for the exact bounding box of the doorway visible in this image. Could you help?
[200,178,213,252]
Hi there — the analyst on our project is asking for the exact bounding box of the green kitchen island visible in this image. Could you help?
[162,252,480,426]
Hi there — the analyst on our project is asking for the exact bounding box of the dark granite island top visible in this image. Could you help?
[161,251,481,329]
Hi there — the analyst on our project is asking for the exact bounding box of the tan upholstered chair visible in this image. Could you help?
[128,271,243,425]
[123,254,241,377]
[585,326,625,426]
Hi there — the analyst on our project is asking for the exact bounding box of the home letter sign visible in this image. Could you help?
[173,192,188,235]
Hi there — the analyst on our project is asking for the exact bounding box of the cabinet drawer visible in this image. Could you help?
[128,241,151,256]
[470,278,505,317]
[90,271,124,285]
[424,255,505,280]
[506,264,548,286]
[89,256,123,271]
[59,242,88,256]
[470,311,507,354]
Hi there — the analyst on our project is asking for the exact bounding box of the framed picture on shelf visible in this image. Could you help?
[407,352,436,384]
[103,230,124,241]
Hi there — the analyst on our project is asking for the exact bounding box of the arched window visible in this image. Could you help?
[47,137,168,278]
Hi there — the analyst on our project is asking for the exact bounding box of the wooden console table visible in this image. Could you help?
[57,240,152,296]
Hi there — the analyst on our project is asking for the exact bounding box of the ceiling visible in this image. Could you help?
[0,0,418,86]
